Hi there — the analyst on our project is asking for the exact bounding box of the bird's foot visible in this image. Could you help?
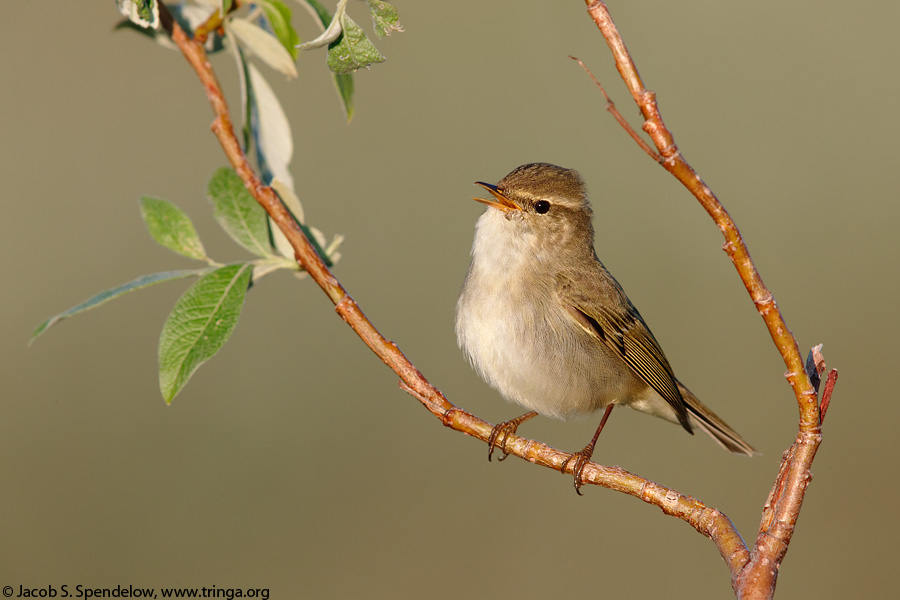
[561,404,614,495]
[487,411,538,462]
[561,445,597,496]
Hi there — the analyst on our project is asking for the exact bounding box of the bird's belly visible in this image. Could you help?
[458,287,635,421]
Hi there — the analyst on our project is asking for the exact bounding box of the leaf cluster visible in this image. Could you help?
[33,168,342,403]
[116,0,404,121]
[36,1,402,400]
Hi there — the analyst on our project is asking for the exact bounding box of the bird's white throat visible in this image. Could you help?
[469,208,537,286]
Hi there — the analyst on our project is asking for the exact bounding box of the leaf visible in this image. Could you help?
[228,17,298,78]
[334,72,355,122]
[207,167,273,257]
[324,233,344,264]
[326,13,385,75]
[307,225,340,266]
[30,269,211,343]
[158,263,253,403]
[269,178,304,261]
[140,197,208,261]
[366,0,403,38]
[116,0,159,29]
[258,0,300,60]
[247,63,294,188]
[230,27,294,229]
[303,0,355,120]
[229,38,254,152]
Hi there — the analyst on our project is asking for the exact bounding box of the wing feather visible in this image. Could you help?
[557,269,692,432]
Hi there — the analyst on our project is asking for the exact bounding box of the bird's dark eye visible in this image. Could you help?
[534,200,551,214]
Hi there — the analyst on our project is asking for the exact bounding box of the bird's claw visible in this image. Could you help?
[561,448,593,496]
[487,411,538,462]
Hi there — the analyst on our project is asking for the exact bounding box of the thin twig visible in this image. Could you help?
[569,55,661,162]
[154,0,751,567]
[193,0,239,43]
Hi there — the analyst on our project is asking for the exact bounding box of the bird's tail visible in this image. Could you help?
[676,380,758,456]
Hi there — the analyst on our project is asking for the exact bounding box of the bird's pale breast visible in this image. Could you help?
[456,209,648,420]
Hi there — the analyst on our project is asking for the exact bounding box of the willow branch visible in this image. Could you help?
[582,2,834,597]
[157,0,748,578]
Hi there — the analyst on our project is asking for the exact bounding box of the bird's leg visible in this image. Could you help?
[487,411,538,462]
[561,404,615,495]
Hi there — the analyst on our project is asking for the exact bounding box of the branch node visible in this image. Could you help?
[638,479,651,502]
[334,295,354,315]
[660,150,680,167]
[754,292,774,308]
[522,438,539,463]
[441,406,464,428]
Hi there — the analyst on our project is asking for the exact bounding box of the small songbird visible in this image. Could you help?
[456,163,755,493]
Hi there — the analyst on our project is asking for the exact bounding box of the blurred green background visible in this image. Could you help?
[3,1,896,598]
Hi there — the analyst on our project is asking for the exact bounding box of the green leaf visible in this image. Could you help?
[334,72,355,122]
[158,263,253,403]
[30,269,211,343]
[140,197,208,261]
[116,0,159,29]
[303,0,355,121]
[366,0,403,39]
[228,17,298,78]
[207,167,273,257]
[304,2,355,121]
[230,41,254,152]
[326,14,385,75]
[259,0,299,60]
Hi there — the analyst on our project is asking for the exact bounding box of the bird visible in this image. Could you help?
[455,162,756,493]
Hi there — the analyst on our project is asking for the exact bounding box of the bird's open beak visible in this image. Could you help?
[473,182,520,212]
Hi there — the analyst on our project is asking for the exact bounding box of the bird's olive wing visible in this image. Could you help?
[557,271,691,431]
